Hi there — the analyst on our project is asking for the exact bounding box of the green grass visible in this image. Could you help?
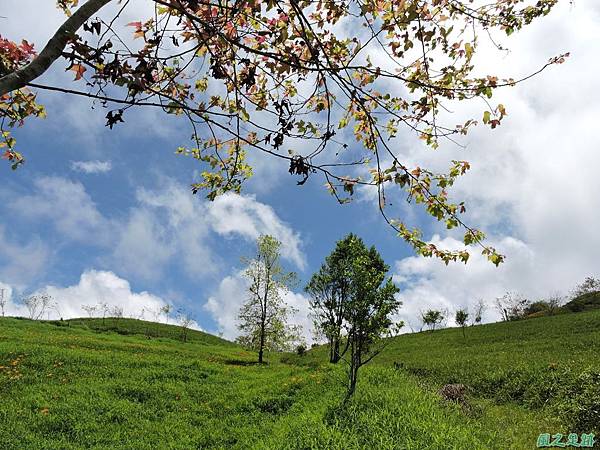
[1,313,598,449]
[377,309,600,433]
[56,317,234,347]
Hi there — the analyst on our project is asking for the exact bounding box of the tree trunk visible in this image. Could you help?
[331,337,340,363]
[328,338,334,363]
[258,315,266,364]
[0,0,113,96]
[258,341,264,364]
[344,348,359,403]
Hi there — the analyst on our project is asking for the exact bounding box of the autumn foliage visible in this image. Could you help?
[0,0,565,264]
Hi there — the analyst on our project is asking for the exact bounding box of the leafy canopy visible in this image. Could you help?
[0,0,565,264]
[237,235,300,359]
[337,234,401,398]
[305,233,360,363]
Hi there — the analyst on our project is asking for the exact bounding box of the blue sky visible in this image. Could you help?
[2,0,600,338]
[0,92,413,334]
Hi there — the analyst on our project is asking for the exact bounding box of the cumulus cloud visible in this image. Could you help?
[2,175,305,283]
[204,270,314,343]
[112,209,177,281]
[44,270,169,320]
[203,271,247,341]
[131,181,217,279]
[120,182,306,280]
[391,234,585,331]
[71,160,112,174]
[7,176,110,244]
[0,225,51,288]
[208,193,306,270]
[0,270,206,332]
[0,270,168,320]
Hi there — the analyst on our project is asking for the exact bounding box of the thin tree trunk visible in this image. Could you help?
[258,263,270,364]
[345,347,359,402]
[0,0,113,95]
[328,338,334,363]
[331,337,340,363]
[258,321,265,364]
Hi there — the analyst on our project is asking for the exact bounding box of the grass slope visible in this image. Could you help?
[60,317,235,347]
[289,310,600,442]
[380,309,600,433]
[1,313,598,449]
[565,291,600,312]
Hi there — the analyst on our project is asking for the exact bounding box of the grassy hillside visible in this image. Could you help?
[1,313,598,449]
[564,291,600,312]
[384,310,600,433]
[58,317,235,347]
[299,309,600,435]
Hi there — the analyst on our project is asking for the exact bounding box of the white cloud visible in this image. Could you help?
[7,176,110,244]
[283,290,316,345]
[208,193,306,270]
[133,181,218,279]
[203,271,247,341]
[112,209,176,281]
[0,270,168,320]
[2,176,305,283]
[71,160,112,174]
[0,270,205,331]
[204,270,314,344]
[43,270,169,320]
[123,183,306,280]
[391,234,587,331]
[0,225,51,288]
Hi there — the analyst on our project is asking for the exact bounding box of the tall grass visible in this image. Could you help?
[0,316,558,449]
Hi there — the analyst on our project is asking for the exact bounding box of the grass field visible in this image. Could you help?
[0,313,598,449]
[381,309,600,434]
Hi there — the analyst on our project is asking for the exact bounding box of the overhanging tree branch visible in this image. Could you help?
[0,0,563,266]
[0,0,113,96]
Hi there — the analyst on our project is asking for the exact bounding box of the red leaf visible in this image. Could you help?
[127,21,142,28]
[19,40,35,56]
[67,63,86,81]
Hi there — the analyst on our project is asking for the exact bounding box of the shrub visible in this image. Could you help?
[296,344,307,356]
[557,369,600,433]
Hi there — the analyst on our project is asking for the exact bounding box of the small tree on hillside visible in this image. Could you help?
[495,292,529,321]
[472,298,486,325]
[177,310,194,343]
[571,276,600,298]
[22,294,53,320]
[455,309,469,338]
[81,304,97,318]
[545,293,563,316]
[111,305,124,323]
[306,264,340,363]
[422,309,445,332]
[0,288,7,317]
[523,293,564,317]
[237,235,298,363]
[305,234,358,364]
[98,302,110,325]
[161,304,173,324]
[340,236,401,401]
